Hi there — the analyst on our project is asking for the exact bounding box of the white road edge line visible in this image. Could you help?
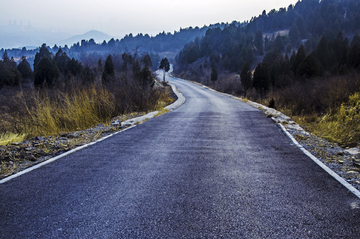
[0,84,185,185]
[279,123,360,199]
[0,126,135,185]
[176,77,360,199]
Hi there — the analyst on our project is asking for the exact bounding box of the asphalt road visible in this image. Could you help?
[1,75,360,238]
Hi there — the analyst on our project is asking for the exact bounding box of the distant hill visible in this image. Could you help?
[0,24,72,49]
[56,30,113,47]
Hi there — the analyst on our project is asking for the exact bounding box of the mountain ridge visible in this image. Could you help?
[55,30,113,47]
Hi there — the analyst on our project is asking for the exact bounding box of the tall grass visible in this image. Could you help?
[255,73,360,146]
[0,86,115,141]
[0,80,174,145]
[292,92,360,145]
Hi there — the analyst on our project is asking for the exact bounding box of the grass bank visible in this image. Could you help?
[0,84,174,146]
[246,73,360,146]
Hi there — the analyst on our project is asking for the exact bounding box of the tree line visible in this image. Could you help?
[0,44,156,90]
[175,0,360,74]
[0,22,232,73]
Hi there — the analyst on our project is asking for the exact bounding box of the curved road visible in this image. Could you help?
[1,75,360,238]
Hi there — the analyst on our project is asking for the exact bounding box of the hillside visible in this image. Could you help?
[173,0,360,146]
[56,30,113,47]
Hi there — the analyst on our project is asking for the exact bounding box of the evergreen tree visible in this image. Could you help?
[296,54,319,78]
[139,66,153,89]
[274,56,291,88]
[295,16,308,39]
[17,56,33,81]
[2,50,9,62]
[52,44,59,53]
[81,66,95,84]
[34,44,52,72]
[210,63,218,85]
[0,55,22,88]
[253,63,270,95]
[159,58,170,82]
[34,56,60,88]
[132,60,142,80]
[140,53,153,68]
[315,36,335,73]
[254,30,264,54]
[289,23,301,46]
[240,62,252,96]
[274,35,285,51]
[54,48,70,75]
[347,43,360,70]
[290,45,306,74]
[102,55,115,84]
[66,58,83,76]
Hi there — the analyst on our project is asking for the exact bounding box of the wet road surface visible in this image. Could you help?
[1,75,360,238]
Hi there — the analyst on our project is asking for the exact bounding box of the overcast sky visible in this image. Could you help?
[1,0,299,38]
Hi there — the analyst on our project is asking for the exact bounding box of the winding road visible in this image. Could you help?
[1,74,360,238]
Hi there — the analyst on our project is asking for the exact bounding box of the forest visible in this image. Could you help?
[174,0,360,145]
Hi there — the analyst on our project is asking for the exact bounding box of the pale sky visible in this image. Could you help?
[1,0,299,38]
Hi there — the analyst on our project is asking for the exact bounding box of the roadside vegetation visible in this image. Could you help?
[0,45,174,146]
[174,0,360,146]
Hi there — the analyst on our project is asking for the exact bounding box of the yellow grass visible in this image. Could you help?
[3,86,115,139]
[0,85,176,145]
[0,133,26,146]
[280,92,360,145]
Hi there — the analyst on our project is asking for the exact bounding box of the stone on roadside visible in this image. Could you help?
[112,120,121,126]
[25,147,34,151]
[345,147,360,155]
[67,132,79,139]
[35,136,44,141]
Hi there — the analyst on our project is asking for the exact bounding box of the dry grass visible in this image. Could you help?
[0,86,115,141]
[290,92,360,145]
[0,133,26,146]
[154,87,175,111]
[0,83,175,146]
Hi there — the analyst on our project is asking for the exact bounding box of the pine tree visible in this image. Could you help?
[159,58,170,82]
[81,66,95,84]
[66,58,83,76]
[210,63,218,86]
[54,48,70,75]
[296,54,319,78]
[253,63,270,95]
[140,53,153,68]
[102,55,115,84]
[240,62,252,96]
[290,45,306,74]
[34,56,60,88]
[315,36,335,72]
[254,30,264,54]
[289,24,301,46]
[34,44,52,72]
[17,56,33,81]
